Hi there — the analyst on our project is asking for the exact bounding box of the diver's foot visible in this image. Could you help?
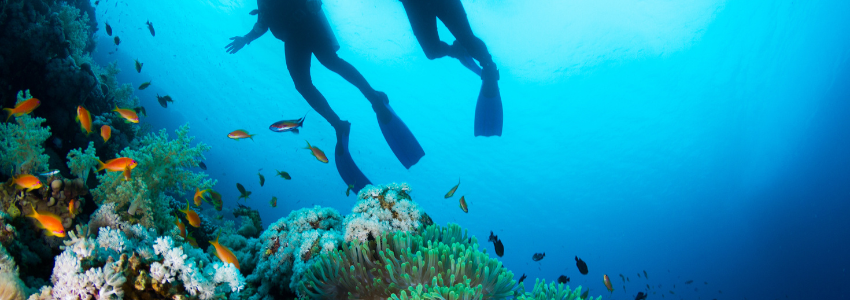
[369,91,393,124]
[449,41,483,76]
[335,120,351,155]
[482,63,500,82]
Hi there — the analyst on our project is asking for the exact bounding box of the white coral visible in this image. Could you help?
[96,227,126,254]
[209,262,245,292]
[344,183,422,242]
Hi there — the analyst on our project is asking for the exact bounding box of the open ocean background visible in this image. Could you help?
[90,0,850,299]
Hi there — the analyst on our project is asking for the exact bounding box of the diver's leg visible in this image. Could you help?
[436,0,495,69]
[314,43,424,167]
[285,41,343,128]
[314,47,392,124]
[402,0,451,60]
[435,0,501,136]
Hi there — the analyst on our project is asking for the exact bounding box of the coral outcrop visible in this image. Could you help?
[246,206,343,300]
[343,183,423,243]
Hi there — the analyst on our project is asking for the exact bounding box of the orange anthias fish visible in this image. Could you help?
[76,106,92,135]
[27,204,65,237]
[122,165,132,181]
[174,218,186,238]
[444,179,460,198]
[4,97,40,121]
[193,188,210,206]
[304,141,328,163]
[14,174,42,191]
[227,129,255,140]
[210,230,240,270]
[459,196,468,213]
[603,274,614,292]
[179,201,201,227]
[97,157,138,172]
[113,105,139,123]
[101,125,112,142]
[185,232,199,247]
[68,199,77,218]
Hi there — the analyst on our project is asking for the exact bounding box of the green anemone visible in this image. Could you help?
[515,279,602,300]
[297,223,516,299]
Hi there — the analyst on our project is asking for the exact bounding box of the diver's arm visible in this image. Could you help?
[243,21,269,44]
[225,20,267,54]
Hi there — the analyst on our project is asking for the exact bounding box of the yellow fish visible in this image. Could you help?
[210,230,240,270]
[113,105,139,123]
[193,188,210,206]
[76,106,92,135]
[459,196,468,213]
[227,129,255,140]
[122,165,132,181]
[4,97,40,121]
[13,174,42,191]
[444,179,460,198]
[97,157,138,172]
[101,125,112,142]
[179,201,200,227]
[68,199,77,218]
[304,141,328,163]
[27,204,65,237]
[174,218,186,238]
[185,232,199,247]
[604,274,614,292]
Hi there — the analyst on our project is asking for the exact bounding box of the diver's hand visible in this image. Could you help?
[225,36,249,54]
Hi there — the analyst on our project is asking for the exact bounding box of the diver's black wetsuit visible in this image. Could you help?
[400,0,495,69]
[235,0,388,129]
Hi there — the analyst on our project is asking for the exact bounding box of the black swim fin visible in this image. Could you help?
[335,122,370,193]
[474,77,502,137]
[375,100,424,169]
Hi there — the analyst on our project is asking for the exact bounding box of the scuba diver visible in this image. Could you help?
[398,0,502,136]
[226,0,424,192]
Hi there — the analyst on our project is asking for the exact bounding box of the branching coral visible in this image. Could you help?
[92,123,215,232]
[55,2,91,65]
[344,183,422,243]
[66,141,97,182]
[247,206,343,300]
[0,114,51,176]
[297,223,515,300]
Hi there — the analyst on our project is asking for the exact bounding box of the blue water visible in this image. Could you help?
[93,0,849,299]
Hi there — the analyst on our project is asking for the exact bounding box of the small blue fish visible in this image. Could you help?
[39,170,60,176]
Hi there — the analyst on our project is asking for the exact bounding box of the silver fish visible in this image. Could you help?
[39,170,60,176]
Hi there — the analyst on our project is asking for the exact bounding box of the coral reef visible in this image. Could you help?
[0,114,51,176]
[246,206,343,300]
[344,183,422,243]
[233,204,262,238]
[1,0,137,179]
[297,223,515,299]
[38,223,245,300]
[92,124,215,232]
